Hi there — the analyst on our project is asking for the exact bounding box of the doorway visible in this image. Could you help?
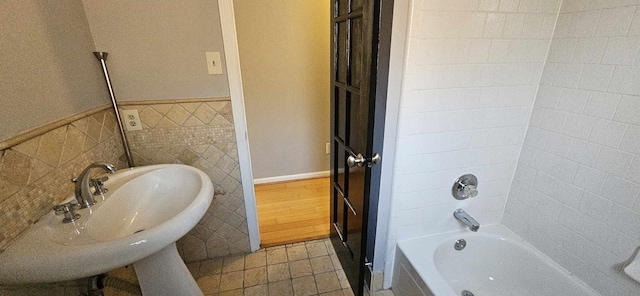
[232,1,332,247]
[219,0,393,294]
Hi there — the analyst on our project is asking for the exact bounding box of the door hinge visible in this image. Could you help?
[364,258,373,272]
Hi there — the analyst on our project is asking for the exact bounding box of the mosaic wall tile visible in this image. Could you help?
[120,99,250,262]
[0,98,247,294]
[0,109,125,253]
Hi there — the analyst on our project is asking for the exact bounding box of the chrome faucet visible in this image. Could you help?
[454,208,480,232]
[74,162,117,208]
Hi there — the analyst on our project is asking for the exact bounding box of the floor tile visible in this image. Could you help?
[336,269,350,289]
[315,271,341,293]
[310,256,335,274]
[320,290,346,296]
[244,267,267,287]
[287,241,306,248]
[267,262,291,282]
[219,288,243,296]
[244,250,266,269]
[289,259,313,278]
[186,238,354,296]
[268,279,294,296]
[287,245,309,261]
[306,240,329,258]
[244,284,268,296]
[266,247,288,265]
[186,261,200,277]
[196,274,221,294]
[292,275,318,296]
[330,254,342,270]
[199,257,224,276]
[223,255,245,273]
[220,270,244,292]
[324,240,336,255]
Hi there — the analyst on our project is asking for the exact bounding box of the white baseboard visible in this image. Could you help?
[253,171,330,185]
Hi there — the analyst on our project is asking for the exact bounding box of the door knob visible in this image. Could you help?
[347,154,366,167]
[347,153,381,167]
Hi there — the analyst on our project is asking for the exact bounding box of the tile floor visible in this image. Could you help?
[104,238,354,296]
[191,238,352,296]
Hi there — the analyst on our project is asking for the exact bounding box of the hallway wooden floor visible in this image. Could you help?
[255,177,330,247]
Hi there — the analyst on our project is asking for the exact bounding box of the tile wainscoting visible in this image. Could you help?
[0,107,124,294]
[0,97,251,293]
[119,98,251,261]
[0,107,125,253]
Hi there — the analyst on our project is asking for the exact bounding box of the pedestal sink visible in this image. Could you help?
[0,164,214,295]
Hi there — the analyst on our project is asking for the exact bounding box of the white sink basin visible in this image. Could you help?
[0,164,214,295]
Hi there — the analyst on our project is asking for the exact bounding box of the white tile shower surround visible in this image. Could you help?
[385,0,561,287]
[386,0,640,295]
[503,0,640,294]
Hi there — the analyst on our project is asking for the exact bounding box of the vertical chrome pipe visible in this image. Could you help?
[94,51,135,168]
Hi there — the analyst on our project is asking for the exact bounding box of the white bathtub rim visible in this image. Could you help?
[396,223,600,296]
[396,224,508,296]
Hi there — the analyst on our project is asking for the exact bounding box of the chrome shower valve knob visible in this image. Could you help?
[463,184,478,198]
[452,174,479,200]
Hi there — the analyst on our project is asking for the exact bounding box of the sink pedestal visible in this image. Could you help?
[133,243,203,296]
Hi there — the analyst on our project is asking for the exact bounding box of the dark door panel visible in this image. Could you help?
[330,0,388,294]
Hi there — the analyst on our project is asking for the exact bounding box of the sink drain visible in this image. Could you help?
[461,290,474,296]
[133,229,145,234]
[454,239,466,250]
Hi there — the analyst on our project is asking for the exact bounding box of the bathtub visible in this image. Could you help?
[392,224,600,296]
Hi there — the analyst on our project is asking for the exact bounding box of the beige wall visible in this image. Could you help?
[234,0,331,179]
[80,0,250,258]
[0,3,249,293]
[0,0,109,142]
[82,0,230,101]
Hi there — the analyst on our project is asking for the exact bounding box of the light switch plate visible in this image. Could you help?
[205,52,223,75]
[120,109,143,131]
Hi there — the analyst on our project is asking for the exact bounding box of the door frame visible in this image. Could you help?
[217,0,408,272]
[372,0,410,287]
[218,0,260,252]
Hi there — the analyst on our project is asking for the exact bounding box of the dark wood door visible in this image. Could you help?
[329,0,390,294]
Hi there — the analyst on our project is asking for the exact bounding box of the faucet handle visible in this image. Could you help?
[90,176,109,195]
[53,202,81,223]
[463,184,478,198]
[452,174,479,200]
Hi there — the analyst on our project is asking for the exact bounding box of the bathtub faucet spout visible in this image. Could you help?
[454,208,480,232]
